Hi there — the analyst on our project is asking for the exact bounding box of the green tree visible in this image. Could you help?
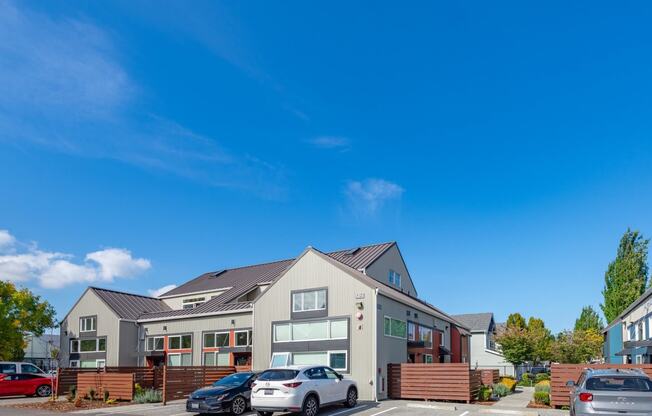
[496,325,532,370]
[575,306,604,332]
[527,317,553,364]
[601,229,649,323]
[506,313,527,330]
[0,281,56,360]
[552,329,603,363]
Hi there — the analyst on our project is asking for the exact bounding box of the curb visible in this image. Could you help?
[477,408,539,416]
[407,403,458,411]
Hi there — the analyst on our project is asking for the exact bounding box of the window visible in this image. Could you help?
[74,338,105,353]
[96,359,106,369]
[424,354,433,363]
[270,353,290,368]
[21,364,43,374]
[408,322,416,341]
[168,335,192,350]
[636,355,643,364]
[586,376,652,392]
[273,319,348,342]
[80,316,96,332]
[293,352,328,366]
[204,352,229,366]
[70,340,80,353]
[292,290,327,312]
[203,332,229,348]
[629,325,636,341]
[389,270,401,288]
[98,338,106,351]
[329,352,347,370]
[167,353,192,366]
[182,297,206,309]
[439,331,445,347]
[235,330,251,346]
[384,317,407,339]
[146,336,164,351]
[419,326,432,346]
[0,363,16,374]
[69,361,79,368]
[638,322,645,341]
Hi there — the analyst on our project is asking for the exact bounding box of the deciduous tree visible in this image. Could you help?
[496,325,532,370]
[551,329,603,363]
[506,313,527,330]
[527,317,553,364]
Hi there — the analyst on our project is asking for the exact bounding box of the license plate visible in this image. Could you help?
[191,403,200,409]
[264,389,274,395]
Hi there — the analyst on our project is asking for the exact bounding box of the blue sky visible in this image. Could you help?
[1,0,652,333]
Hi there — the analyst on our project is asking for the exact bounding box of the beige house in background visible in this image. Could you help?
[61,242,470,400]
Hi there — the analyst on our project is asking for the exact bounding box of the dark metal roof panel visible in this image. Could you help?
[138,301,252,320]
[91,287,171,320]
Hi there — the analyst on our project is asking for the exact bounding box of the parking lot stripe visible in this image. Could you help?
[329,405,369,416]
[370,406,397,416]
[459,411,470,416]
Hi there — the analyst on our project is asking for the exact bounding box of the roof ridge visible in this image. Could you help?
[326,241,395,254]
[90,286,161,300]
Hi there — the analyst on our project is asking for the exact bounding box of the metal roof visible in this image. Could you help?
[91,287,171,320]
[452,313,495,332]
[138,301,252,321]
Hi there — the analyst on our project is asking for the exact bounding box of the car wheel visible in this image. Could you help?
[230,396,247,415]
[36,384,52,397]
[344,387,357,408]
[257,412,273,416]
[301,394,319,416]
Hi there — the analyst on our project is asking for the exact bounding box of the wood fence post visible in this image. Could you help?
[162,363,167,406]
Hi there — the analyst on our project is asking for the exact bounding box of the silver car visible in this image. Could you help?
[567,368,652,416]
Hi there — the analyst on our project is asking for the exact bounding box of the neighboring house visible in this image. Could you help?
[452,312,514,376]
[23,334,60,371]
[61,242,470,400]
[603,286,652,364]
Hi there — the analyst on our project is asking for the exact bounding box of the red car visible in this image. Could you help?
[0,373,53,397]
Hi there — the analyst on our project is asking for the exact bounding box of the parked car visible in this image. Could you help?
[567,368,652,416]
[0,362,48,375]
[0,373,53,397]
[186,372,258,415]
[250,366,357,416]
[529,366,549,375]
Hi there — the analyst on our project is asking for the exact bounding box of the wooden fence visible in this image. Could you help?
[56,367,163,396]
[77,373,134,401]
[551,364,652,407]
[164,366,236,402]
[388,363,481,403]
[480,369,499,386]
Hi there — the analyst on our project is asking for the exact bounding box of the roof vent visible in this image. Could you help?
[209,270,226,278]
[344,247,360,256]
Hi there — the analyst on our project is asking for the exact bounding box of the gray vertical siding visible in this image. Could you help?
[365,244,418,297]
[253,250,376,400]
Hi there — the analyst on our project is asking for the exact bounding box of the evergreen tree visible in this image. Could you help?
[574,306,604,332]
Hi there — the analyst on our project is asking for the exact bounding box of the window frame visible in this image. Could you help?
[424,354,433,364]
[270,352,290,368]
[234,330,251,347]
[79,316,96,332]
[168,334,192,351]
[70,339,80,353]
[96,359,106,368]
[388,270,402,288]
[327,350,347,371]
[69,360,79,368]
[291,289,327,313]
[167,352,192,366]
[146,336,165,351]
[273,319,348,343]
[72,338,105,353]
[384,316,407,339]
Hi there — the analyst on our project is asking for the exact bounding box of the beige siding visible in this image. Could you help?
[60,289,121,367]
[141,312,252,365]
[375,294,450,399]
[365,244,417,296]
[468,332,514,376]
[253,250,376,400]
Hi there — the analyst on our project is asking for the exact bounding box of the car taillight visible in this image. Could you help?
[283,382,303,388]
[579,393,593,402]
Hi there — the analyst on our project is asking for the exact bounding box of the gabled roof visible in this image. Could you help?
[452,313,494,333]
[91,287,171,320]
[603,286,652,333]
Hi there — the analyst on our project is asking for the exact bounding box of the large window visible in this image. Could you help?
[80,317,96,332]
[203,332,230,348]
[292,290,326,312]
[271,351,347,371]
[72,338,105,353]
[408,322,416,341]
[204,352,230,366]
[388,270,401,288]
[146,336,164,351]
[167,353,192,366]
[273,319,348,342]
[419,325,432,346]
[168,334,192,350]
[384,317,407,339]
[235,330,252,346]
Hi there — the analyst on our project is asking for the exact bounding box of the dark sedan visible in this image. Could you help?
[187,372,257,415]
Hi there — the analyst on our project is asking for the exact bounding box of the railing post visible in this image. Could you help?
[162,363,167,406]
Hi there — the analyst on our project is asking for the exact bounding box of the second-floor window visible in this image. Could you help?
[204,332,230,348]
[274,319,347,342]
[146,336,164,351]
[389,270,401,288]
[182,297,206,309]
[292,289,326,312]
[408,322,416,341]
[235,330,252,346]
[638,322,645,341]
[384,317,407,339]
[419,325,432,346]
[71,338,106,353]
[168,334,192,350]
[80,317,96,332]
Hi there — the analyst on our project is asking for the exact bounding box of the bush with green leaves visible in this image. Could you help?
[103,389,110,402]
[133,389,162,404]
[535,373,550,382]
[67,386,77,403]
[134,383,144,396]
[535,380,550,394]
[478,385,492,401]
[534,391,550,406]
[493,383,510,397]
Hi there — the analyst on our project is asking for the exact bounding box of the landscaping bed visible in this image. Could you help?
[11,399,133,412]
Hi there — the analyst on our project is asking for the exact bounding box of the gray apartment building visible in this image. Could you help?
[60,242,470,400]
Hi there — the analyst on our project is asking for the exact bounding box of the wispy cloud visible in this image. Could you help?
[307,136,351,151]
[0,0,286,200]
[148,284,177,298]
[344,178,404,217]
[0,229,150,289]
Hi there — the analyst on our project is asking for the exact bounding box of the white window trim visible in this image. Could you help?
[234,330,251,347]
[270,352,290,368]
[204,331,230,348]
[408,322,416,341]
[203,351,230,366]
[292,290,327,313]
[439,331,445,347]
[146,336,165,351]
[389,270,402,288]
[80,317,96,332]
[74,338,106,353]
[273,319,348,343]
[327,350,348,371]
[70,339,80,353]
[96,359,106,368]
[424,354,434,363]
[69,360,79,368]
[168,334,192,350]
[167,352,192,366]
[384,316,407,339]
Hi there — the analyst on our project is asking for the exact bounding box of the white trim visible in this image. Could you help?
[203,331,230,348]
[145,336,165,351]
[158,287,234,299]
[273,319,348,343]
[272,350,348,371]
[137,308,252,322]
[167,352,192,366]
[291,289,327,313]
[327,350,348,371]
[96,359,106,368]
[424,354,433,363]
[79,316,96,332]
[234,330,251,347]
[372,287,378,401]
[72,338,106,353]
[167,334,193,351]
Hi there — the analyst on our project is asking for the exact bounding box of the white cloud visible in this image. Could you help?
[308,136,351,151]
[0,229,151,289]
[345,178,404,216]
[0,230,16,249]
[148,284,177,298]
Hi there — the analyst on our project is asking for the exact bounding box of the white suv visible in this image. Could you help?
[251,366,357,416]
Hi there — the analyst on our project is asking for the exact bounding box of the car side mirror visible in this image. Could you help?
[337,373,343,380]
[566,381,575,387]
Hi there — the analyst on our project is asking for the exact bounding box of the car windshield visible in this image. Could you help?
[257,370,299,381]
[212,373,252,387]
[586,377,652,392]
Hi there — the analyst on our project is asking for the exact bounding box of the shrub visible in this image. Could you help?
[493,383,510,397]
[103,389,110,402]
[535,373,550,382]
[534,391,550,406]
[478,385,492,401]
[499,377,517,392]
[133,389,162,404]
[134,383,144,396]
[67,386,76,403]
[535,380,551,393]
[521,373,533,383]
[88,388,96,401]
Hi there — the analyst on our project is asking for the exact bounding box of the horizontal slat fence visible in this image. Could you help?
[480,369,499,386]
[551,364,652,407]
[56,368,99,396]
[106,367,162,389]
[77,373,134,401]
[388,363,479,403]
[164,366,236,401]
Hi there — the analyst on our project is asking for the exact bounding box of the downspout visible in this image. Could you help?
[372,287,378,402]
